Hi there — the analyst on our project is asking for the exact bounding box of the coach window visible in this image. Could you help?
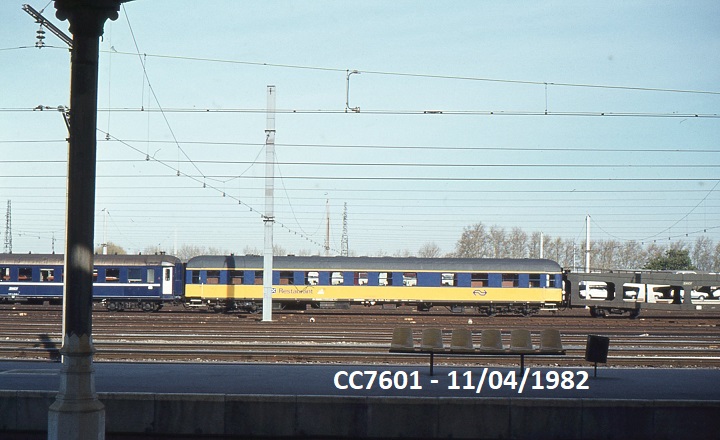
[403,272,417,286]
[471,273,488,287]
[529,274,541,288]
[93,269,98,282]
[18,267,32,281]
[41,268,55,282]
[502,273,519,287]
[190,270,200,284]
[105,268,120,282]
[355,272,369,285]
[147,269,155,283]
[379,272,391,286]
[206,270,220,284]
[441,273,456,286]
[228,270,244,285]
[305,271,319,285]
[254,271,263,285]
[381,272,400,286]
[128,268,143,283]
[279,271,294,285]
[0,267,9,281]
[331,272,344,285]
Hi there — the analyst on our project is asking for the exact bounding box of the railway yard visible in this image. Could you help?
[1,304,719,369]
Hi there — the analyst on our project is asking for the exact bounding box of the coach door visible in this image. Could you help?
[162,267,174,297]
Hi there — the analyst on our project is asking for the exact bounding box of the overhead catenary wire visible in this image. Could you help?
[5,159,720,169]
[4,137,720,155]
[97,49,720,96]
[4,105,718,119]
[121,5,205,179]
[5,173,720,182]
[91,128,336,253]
[6,44,718,97]
[4,32,718,254]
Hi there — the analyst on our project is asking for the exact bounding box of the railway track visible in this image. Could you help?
[1,304,718,368]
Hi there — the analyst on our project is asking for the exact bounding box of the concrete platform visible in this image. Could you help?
[1,360,719,439]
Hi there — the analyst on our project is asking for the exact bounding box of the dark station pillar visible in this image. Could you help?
[47,1,124,439]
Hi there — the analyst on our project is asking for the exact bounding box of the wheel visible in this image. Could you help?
[417,303,432,312]
[141,302,155,312]
[589,307,606,318]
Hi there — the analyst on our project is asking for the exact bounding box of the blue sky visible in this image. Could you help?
[1,1,718,257]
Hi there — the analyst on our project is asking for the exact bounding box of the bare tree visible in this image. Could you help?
[543,236,559,264]
[593,240,620,271]
[644,242,666,267]
[242,245,261,255]
[417,242,442,258]
[691,236,714,271]
[451,222,718,272]
[173,244,232,261]
[528,231,542,259]
[488,225,507,258]
[393,248,414,257]
[507,227,528,258]
[616,241,646,270]
[174,244,207,262]
[454,223,491,258]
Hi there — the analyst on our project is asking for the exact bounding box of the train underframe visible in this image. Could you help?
[102,299,164,313]
[185,298,557,316]
[588,305,640,319]
[0,296,166,313]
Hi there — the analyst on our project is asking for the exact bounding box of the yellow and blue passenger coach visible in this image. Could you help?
[185,255,563,315]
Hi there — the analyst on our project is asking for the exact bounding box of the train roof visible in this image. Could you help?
[186,255,562,273]
[0,253,180,266]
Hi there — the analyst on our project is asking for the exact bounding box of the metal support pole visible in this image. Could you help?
[48,2,122,439]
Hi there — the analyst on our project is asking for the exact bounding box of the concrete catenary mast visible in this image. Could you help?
[341,202,348,257]
[262,86,276,322]
[585,214,591,272]
[4,200,11,254]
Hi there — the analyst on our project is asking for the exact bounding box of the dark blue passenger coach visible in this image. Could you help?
[0,253,183,311]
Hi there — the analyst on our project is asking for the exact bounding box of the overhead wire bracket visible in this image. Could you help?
[22,4,73,48]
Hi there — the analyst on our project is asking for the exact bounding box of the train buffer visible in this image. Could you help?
[389,327,566,375]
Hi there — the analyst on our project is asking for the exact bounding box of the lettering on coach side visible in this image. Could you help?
[276,287,315,295]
